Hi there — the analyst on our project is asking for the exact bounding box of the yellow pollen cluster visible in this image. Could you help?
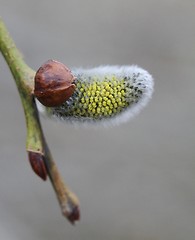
[69,76,128,119]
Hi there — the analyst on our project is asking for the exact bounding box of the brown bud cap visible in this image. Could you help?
[66,206,80,225]
[34,60,76,107]
[28,151,47,181]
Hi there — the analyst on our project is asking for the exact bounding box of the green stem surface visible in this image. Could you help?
[0,17,79,224]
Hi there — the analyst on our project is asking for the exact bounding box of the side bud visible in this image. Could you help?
[28,151,47,181]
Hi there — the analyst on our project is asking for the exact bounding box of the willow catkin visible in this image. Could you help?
[38,65,154,127]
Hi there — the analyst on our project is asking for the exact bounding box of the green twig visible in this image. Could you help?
[0,17,80,224]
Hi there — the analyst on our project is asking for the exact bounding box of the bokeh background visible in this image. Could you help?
[0,1,195,239]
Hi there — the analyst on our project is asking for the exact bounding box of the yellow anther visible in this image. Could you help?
[118,92,122,97]
[109,89,113,95]
[99,96,103,102]
[103,101,107,107]
[109,104,113,109]
[117,85,121,91]
[105,106,109,112]
[105,91,109,97]
[98,102,102,107]
[88,104,93,110]
[114,102,118,108]
[113,87,117,92]
[104,83,109,89]
[121,90,125,96]
[107,99,111,105]
[101,89,106,95]
[116,98,121,103]
[96,91,100,96]
[94,97,98,102]
[111,98,116,104]
[97,86,101,91]
[92,102,96,108]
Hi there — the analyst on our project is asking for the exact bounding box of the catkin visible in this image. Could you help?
[38,65,154,126]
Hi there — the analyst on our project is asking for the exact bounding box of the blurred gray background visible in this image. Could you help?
[0,0,195,239]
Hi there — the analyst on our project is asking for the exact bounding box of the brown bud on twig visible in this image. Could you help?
[67,206,80,225]
[28,151,47,181]
[34,60,76,107]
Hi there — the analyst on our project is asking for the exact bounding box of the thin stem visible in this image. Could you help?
[0,17,41,153]
[0,17,79,224]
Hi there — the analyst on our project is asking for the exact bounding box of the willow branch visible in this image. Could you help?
[0,17,79,224]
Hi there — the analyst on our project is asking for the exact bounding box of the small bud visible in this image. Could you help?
[34,60,76,107]
[65,206,80,225]
[28,151,47,181]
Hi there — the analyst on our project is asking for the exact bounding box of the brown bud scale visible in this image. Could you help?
[28,151,47,181]
[34,60,76,107]
[65,206,80,225]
